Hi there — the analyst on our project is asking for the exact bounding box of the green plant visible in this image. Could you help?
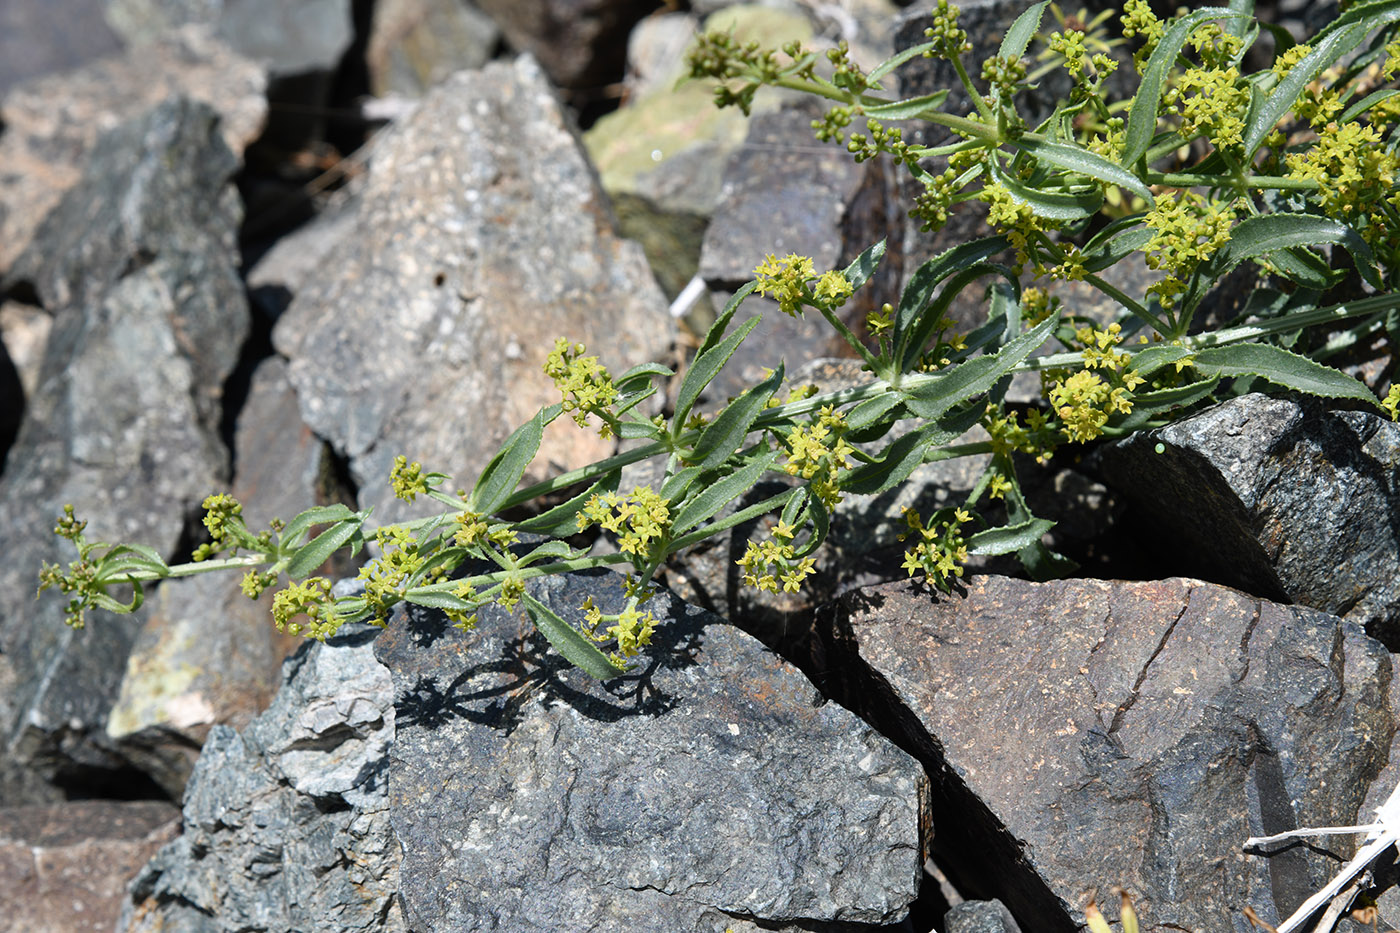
[38,0,1400,680]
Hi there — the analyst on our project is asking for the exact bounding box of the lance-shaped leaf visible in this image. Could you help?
[894,236,1010,363]
[1243,20,1370,156]
[469,409,546,515]
[1111,379,1221,431]
[1000,1,1049,59]
[1191,343,1380,404]
[405,588,480,613]
[1123,8,1250,167]
[675,315,762,426]
[514,469,623,537]
[900,261,1020,372]
[864,91,951,120]
[967,518,1056,556]
[690,364,783,471]
[94,544,170,582]
[522,592,626,680]
[901,315,1057,420]
[286,518,364,579]
[989,155,1104,221]
[697,280,758,358]
[843,239,886,293]
[1126,344,1195,379]
[281,503,359,549]
[844,418,967,497]
[671,448,781,535]
[1016,137,1155,205]
[1199,214,1380,290]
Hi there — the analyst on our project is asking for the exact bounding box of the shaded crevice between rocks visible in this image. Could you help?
[809,590,1078,933]
[1108,593,1193,737]
[1247,725,1316,921]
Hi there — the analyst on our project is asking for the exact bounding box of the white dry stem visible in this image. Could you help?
[1245,779,1400,933]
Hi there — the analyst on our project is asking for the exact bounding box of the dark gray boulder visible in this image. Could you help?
[945,899,1023,933]
[119,624,401,933]
[814,575,1394,933]
[0,96,249,797]
[1093,394,1400,646]
[376,570,927,932]
[271,56,673,527]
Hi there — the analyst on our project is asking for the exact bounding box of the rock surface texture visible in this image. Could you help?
[377,571,927,932]
[817,575,1395,933]
[272,56,673,526]
[0,97,249,796]
[1095,394,1400,646]
[119,624,402,933]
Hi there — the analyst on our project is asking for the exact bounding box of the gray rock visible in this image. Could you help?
[0,0,123,96]
[0,97,248,795]
[698,100,903,400]
[106,357,338,798]
[119,624,402,933]
[376,570,927,932]
[473,0,654,90]
[366,0,500,99]
[1093,394,1400,647]
[0,799,180,933]
[271,56,673,527]
[106,0,353,76]
[945,899,1023,933]
[0,24,265,274]
[816,575,1394,933]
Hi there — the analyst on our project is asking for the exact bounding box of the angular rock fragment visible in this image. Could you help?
[817,575,1394,933]
[367,0,500,98]
[377,570,926,932]
[0,26,265,273]
[1094,394,1400,646]
[272,56,673,526]
[0,97,249,795]
[119,624,401,933]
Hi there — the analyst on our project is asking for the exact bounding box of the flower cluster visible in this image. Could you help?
[898,507,971,591]
[192,493,259,561]
[1167,63,1248,151]
[983,183,1060,276]
[1044,324,1145,443]
[390,456,430,502]
[272,576,338,639]
[910,167,962,232]
[1383,384,1400,421]
[581,596,658,664]
[984,405,1055,464]
[578,486,672,561]
[1287,122,1400,237]
[544,338,619,436]
[924,0,971,60]
[781,406,854,510]
[736,519,817,593]
[358,524,448,626]
[36,507,99,628]
[752,254,852,317]
[1120,0,1164,72]
[1143,192,1235,309]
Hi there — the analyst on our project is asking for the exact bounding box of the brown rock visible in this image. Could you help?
[0,800,179,933]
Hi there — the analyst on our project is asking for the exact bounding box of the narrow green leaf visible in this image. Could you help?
[791,494,829,559]
[697,281,758,358]
[1340,87,1400,124]
[281,504,358,548]
[661,466,703,504]
[94,552,169,583]
[286,518,363,579]
[405,589,478,612]
[863,90,952,120]
[1000,1,1050,60]
[469,409,546,515]
[899,262,1020,373]
[844,421,952,496]
[1244,20,1369,156]
[691,364,783,470]
[92,582,145,615]
[846,393,903,431]
[512,469,622,537]
[1191,343,1380,403]
[617,419,663,440]
[1127,345,1194,378]
[615,362,674,389]
[1203,214,1380,289]
[1083,226,1154,274]
[522,592,626,680]
[517,540,582,566]
[842,240,886,293]
[902,316,1056,419]
[99,544,170,576]
[1112,379,1220,429]
[894,236,1010,361]
[867,41,938,84]
[672,449,781,535]
[1123,9,1250,166]
[1017,138,1154,205]
[674,316,762,425]
[967,518,1055,556]
[989,156,1104,220]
